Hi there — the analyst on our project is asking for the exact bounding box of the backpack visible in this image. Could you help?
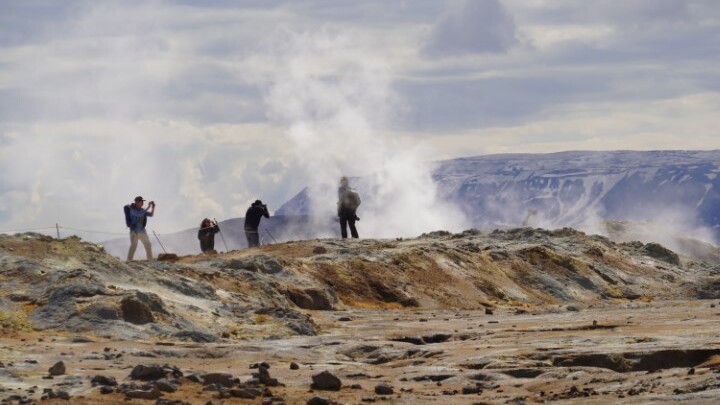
[124,204,132,228]
[124,204,147,229]
[344,190,362,211]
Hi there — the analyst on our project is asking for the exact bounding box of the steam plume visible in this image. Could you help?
[261,31,468,238]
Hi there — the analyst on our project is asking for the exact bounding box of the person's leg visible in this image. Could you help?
[139,231,153,260]
[246,229,259,248]
[348,218,359,238]
[127,231,138,261]
[340,216,348,239]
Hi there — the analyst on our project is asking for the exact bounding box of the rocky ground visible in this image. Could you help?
[1,228,720,404]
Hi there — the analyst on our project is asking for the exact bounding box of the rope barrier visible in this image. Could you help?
[0,225,171,237]
[0,226,57,234]
[59,226,128,235]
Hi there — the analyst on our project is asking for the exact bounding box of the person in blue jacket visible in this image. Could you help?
[124,196,155,261]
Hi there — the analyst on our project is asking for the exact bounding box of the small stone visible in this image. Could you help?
[312,246,328,254]
[202,372,235,387]
[130,364,167,381]
[99,386,114,395]
[125,387,161,400]
[155,378,179,392]
[91,375,118,387]
[253,365,280,386]
[338,317,352,322]
[157,399,191,405]
[375,384,394,395]
[48,389,70,400]
[186,374,203,383]
[485,308,493,315]
[48,361,66,376]
[230,387,262,398]
[307,397,332,405]
[158,253,179,261]
[290,362,300,370]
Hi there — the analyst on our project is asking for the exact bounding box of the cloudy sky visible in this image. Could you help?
[1,0,719,239]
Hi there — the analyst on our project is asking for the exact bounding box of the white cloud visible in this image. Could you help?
[0,0,718,240]
[425,92,720,157]
[424,0,519,57]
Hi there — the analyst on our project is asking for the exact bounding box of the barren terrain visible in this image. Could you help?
[2,228,720,404]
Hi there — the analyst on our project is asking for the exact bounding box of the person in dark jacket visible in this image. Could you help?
[244,200,269,248]
[197,218,220,253]
[337,176,360,239]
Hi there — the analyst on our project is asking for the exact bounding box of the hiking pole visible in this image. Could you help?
[152,230,167,254]
[265,229,278,244]
[214,218,229,252]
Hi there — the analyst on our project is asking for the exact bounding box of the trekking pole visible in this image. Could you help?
[214,218,229,252]
[152,230,167,254]
[265,229,278,244]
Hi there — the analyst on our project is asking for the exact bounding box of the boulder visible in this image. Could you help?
[48,361,65,376]
[119,291,167,325]
[311,371,341,391]
[642,243,680,265]
[285,288,335,310]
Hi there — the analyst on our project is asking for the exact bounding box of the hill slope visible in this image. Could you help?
[3,228,719,341]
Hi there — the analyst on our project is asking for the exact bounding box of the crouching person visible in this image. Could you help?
[198,218,220,254]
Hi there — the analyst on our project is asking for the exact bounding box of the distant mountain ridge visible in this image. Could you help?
[278,150,720,240]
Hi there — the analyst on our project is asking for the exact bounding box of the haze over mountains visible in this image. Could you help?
[279,150,720,239]
[103,150,720,258]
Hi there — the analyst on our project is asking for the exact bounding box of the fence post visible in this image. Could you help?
[56,223,60,239]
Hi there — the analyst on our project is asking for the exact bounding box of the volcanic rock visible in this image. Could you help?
[48,361,65,376]
[311,371,342,391]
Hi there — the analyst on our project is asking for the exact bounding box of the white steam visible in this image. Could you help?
[261,31,468,238]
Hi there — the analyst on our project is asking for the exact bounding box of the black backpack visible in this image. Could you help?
[344,190,361,211]
[124,204,147,228]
